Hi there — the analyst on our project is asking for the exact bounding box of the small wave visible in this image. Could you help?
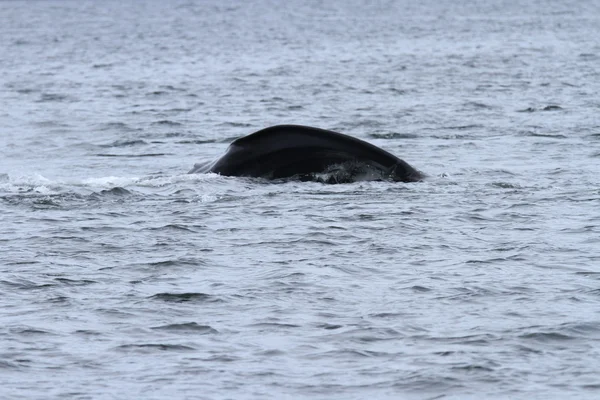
[94,153,169,157]
[559,322,600,338]
[579,53,597,60]
[33,120,71,128]
[54,278,97,286]
[31,197,62,208]
[442,124,484,131]
[519,332,574,342]
[177,139,217,144]
[11,39,30,46]
[92,63,114,69]
[543,105,563,111]
[315,323,343,330]
[248,322,301,329]
[151,322,218,334]
[152,120,182,126]
[259,96,284,102]
[338,120,386,130]
[388,87,407,95]
[575,271,600,277]
[10,327,58,336]
[35,93,73,103]
[218,122,254,128]
[15,87,38,94]
[149,292,224,303]
[0,278,55,290]
[95,122,139,132]
[517,105,563,113]
[100,139,148,148]
[521,132,568,139]
[410,285,432,292]
[368,132,418,139]
[431,134,475,140]
[0,360,22,371]
[159,85,186,92]
[115,344,196,352]
[462,101,494,109]
[514,321,600,342]
[91,187,132,197]
[133,258,206,269]
[489,182,523,189]
[144,224,198,232]
[451,364,495,372]
[518,107,536,113]
[334,327,403,343]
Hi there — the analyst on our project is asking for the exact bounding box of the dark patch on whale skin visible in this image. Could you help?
[189,125,423,183]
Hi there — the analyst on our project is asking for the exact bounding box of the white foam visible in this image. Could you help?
[134,173,221,188]
[0,172,224,198]
[80,176,142,188]
[197,194,219,203]
[0,173,63,195]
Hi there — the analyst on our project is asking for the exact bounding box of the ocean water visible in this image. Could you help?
[2,0,600,399]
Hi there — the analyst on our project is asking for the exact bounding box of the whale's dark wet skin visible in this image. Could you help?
[189,125,423,183]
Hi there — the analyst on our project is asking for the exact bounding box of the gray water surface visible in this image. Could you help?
[2,1,600,399]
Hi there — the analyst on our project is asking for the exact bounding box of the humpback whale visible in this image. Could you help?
[189,125,422,183]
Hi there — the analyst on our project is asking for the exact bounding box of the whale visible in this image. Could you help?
[189,125,423,183]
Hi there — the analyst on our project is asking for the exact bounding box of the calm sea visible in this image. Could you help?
[1,0,600,399]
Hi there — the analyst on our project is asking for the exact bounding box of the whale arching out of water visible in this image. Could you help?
[189,125,423,183]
